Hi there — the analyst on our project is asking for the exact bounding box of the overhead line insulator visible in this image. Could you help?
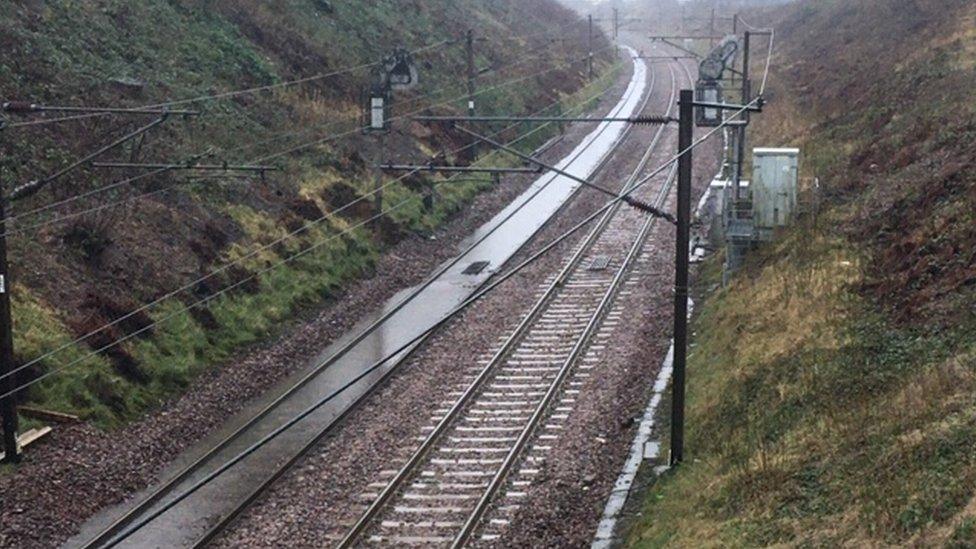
[2,101,38,113]
[623,196,676,224]
[631,116,676,125]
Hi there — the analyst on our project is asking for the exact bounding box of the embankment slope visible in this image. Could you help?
[629,0,976,546]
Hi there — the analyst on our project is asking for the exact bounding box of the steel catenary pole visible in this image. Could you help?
[588,14,595,80]
[670,89,694,467]
[466,29,478,161]
[0,179,20,464]
[735,31,752,201]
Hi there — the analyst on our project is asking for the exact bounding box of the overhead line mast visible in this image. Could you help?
[588,14,595,80]
[666,8,775,467]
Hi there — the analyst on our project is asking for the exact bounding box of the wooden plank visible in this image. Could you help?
[19,426,52,447]
[19,405,80,424]
[0,426,53,461]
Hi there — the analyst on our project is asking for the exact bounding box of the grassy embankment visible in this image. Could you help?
[628,0,976,545]
[0,1,619,427]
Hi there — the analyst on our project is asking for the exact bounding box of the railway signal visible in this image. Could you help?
[363,83,392,134]
[363,48,419,135]
[364,48,420,217]
[381,48,419,91]
[695,80,724,126]
[699,37,739,81]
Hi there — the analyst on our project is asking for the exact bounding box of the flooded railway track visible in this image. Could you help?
[75,47,659,549]
[338,58,692,547]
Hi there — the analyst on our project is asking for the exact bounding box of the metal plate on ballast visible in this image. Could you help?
[588,256,612,271]
[462,261,490,275]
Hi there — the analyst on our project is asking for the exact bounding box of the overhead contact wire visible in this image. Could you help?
[0,74,620,394]
[4,43,605,230]
[94,48,770,546]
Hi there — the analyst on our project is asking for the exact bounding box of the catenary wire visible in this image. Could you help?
[4,40,603,230]
[99,57,743,548]
[0,70,622,393]
[2,40,452,130]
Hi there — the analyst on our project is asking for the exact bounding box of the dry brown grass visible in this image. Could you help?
[628,209,976,547]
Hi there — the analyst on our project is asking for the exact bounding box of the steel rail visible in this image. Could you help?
[457,159,678,549]
[454,58,691,547]
[78,61,631,549]
[192,51,655,549]
[339,54,677,549]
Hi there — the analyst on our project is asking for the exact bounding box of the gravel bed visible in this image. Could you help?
[485,34,726,542]
[209,56,681,547]
[488,121,723,547]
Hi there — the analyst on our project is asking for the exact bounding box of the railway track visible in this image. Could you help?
[336,58,690,547]
[77,48,655,549]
